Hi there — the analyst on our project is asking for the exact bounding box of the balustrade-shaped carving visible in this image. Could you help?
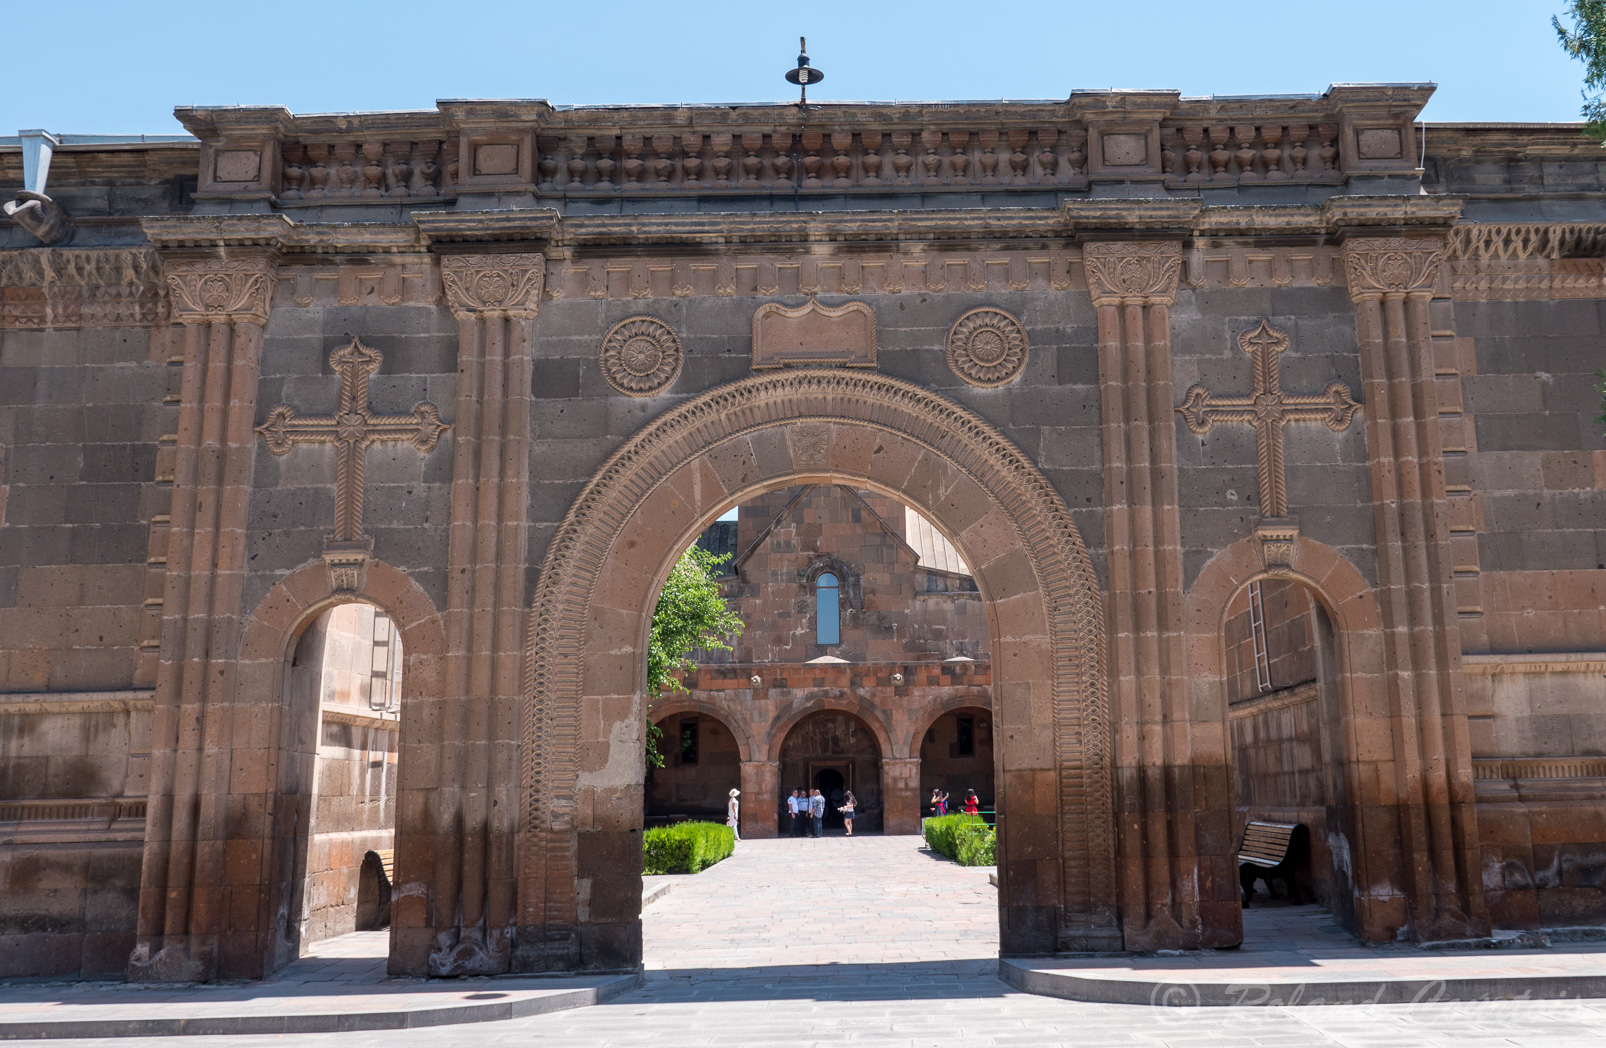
[1160,122,1340,184]
[278,139,455,201]
[527,127,1087,194]
[266,118,1363,202]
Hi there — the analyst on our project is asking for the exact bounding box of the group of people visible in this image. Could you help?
[787,787,857,837]
[724,786,860,840]
[929,788,981,817]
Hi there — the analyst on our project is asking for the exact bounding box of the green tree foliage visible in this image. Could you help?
[1556,1,1606,141]
[645,546,743,768]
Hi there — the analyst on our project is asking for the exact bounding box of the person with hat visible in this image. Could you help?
[727,788,741,841]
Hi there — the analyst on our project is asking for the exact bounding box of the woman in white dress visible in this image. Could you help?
[726,788,741,841]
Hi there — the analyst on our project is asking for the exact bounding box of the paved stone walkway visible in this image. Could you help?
[9,834,1606,1045]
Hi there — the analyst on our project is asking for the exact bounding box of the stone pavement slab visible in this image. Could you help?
[6,835,1606,1045]
[0,929,637,1039]
[1003,902,1606,1006]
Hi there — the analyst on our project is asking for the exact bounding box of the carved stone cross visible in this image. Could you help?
[1176,318,1360,518]
[257,337,448,543]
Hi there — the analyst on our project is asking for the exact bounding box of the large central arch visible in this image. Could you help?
[518,369,1114,967]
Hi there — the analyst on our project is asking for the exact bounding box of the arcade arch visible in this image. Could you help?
[523,368,1115,963]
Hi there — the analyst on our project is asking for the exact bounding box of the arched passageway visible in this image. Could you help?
[522,369,1113,966]
[919,706,995,818]
[779,710,883,833]
[280,602,402,960]
[646,710,743,825]
[1221,577,1349,926]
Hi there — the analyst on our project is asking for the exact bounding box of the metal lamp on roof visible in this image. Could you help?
[785,37,824,106]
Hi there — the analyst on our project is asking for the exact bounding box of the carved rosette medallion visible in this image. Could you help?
[1082,241,1183,306]
[1341,237,1446,300]
[164,257,276,324]
[599,316,683,396]
[440,253,545,318]
[946,308,1028,387]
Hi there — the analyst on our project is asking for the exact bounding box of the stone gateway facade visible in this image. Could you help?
[1,84,1604,981]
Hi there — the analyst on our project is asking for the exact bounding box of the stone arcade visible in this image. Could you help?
[1,85,1604,981]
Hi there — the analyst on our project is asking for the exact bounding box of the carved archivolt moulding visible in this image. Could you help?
[1082,241,1183,306]
[1341,237,1446,300]
[439,253,545,318]
[600,315,683,397]
[523,369,1113,934]
[946,307,1028,387]
[164,257,276,324]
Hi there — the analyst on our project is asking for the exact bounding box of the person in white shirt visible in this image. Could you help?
[786,789,801,837]
[727,788,741,841]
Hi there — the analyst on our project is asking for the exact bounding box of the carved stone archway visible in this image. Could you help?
[520,369,1114,967]
[1184,534,1399,943]
[185,558,447,979]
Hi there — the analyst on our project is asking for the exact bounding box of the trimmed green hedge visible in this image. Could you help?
[924,813,995,866]
[643,821,736,875]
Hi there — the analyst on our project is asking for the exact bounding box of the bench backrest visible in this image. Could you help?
[1238,821,1300,867]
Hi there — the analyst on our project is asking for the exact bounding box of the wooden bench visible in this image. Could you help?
[1237,821,1308,906]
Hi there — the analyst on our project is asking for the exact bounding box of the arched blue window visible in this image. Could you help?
[815,572,840,645]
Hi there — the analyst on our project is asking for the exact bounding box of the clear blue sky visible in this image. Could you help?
[2,1,1591,134]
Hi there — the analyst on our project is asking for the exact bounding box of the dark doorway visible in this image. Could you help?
[815,767,846,829]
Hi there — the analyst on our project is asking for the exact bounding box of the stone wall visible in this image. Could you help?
[716,484,989,664]
[1449,295,1606,928]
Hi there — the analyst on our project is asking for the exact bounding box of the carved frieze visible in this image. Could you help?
[1341,237,1446,300]
[751,296,877,369]
[440,253,545,318]
[0,248,169,330]
[599,316,683,397]
[165,257,276,325]
[1083,241,1183,306]
[946,308,1028,387]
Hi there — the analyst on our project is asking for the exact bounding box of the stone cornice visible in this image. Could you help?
[0,689,155,715]
[140,214,296,249]
[1463,652,1606,675]
[118,204,1540,262]
[414,209,561,246]
[177,84,1435,141]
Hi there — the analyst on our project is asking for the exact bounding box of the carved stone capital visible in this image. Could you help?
[164,257,276,325]
[440,253,544,318]
[1082,241,1182,307]
[1342,237,1446,301]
